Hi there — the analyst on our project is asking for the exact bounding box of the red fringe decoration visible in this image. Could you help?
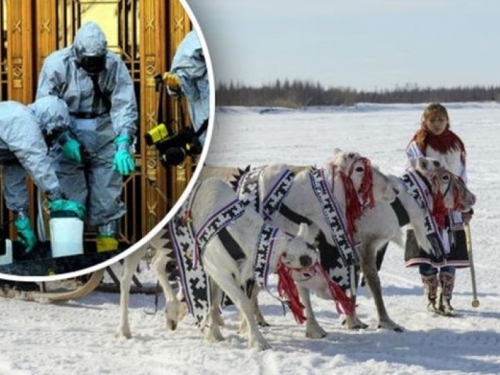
[277,257,306,325]
[453,185,462,211]
[431,191,447,230]
[317,264,355,317]
[355,158,375,212]
[339,171,362,239]
[339,157,375,240]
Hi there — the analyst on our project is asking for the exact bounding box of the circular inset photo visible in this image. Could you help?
[0,0,213,290]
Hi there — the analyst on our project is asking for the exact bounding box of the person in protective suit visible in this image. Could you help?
[162,30,209,146]
[36,22,138,253]
[0,96,85,253]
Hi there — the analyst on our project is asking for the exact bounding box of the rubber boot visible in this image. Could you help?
[439,272,455,316]
[96,221,119,253]
[421,274,439,313]
[96,235,119,252]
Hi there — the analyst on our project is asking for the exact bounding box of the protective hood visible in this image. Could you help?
[73,22,108,57]
[29,96,70,136]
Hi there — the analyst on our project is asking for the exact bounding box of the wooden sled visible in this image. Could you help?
[0,268,105,302]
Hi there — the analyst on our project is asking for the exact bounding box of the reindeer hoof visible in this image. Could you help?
[166,319,177,331]
[116,328,132,339]
[252,339,271,351]
[342,319,369,330]
[377,320,404,332]
[306,325,327,339]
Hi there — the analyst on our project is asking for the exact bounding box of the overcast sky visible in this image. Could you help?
[187,0,500,91]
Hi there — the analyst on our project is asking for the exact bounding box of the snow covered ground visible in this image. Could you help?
[1,102,500,374]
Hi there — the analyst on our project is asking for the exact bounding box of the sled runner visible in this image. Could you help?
[0,268,105,301]
[0,240,127,277]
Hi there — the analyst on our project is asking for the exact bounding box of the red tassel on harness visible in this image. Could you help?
[277,256,306,325]
[357,159,375,211]
[432,191,447,230]
[452,185,462,212]
[317,264,355,317]
[339,172,362,239]
[339,157,376,240]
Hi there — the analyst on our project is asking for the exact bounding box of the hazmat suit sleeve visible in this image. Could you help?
[36,53,68,99]
[110,58,138,140]
[3,113,61,211]
[169,31,209,144]
[2,160,30,213]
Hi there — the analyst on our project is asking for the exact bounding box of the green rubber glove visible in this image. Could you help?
[113,136,135,176]
[49,199,86,220]
[61,138,82,164]
[14,217,37,253]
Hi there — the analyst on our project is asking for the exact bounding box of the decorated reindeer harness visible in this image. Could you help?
[234,166,354,316]
[169,173,297,326]
[399,167,448,258]
[236,165,361,294]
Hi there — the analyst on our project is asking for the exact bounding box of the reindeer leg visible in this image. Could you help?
[250,281,269,327]
[205,278,225,342]
[298,285,327,338]
[343,264,368,330]
[240,281,269,334]
[206,266,270,350]
[151,250,182,331]
[361,242,403,332]
[116,247,146,339]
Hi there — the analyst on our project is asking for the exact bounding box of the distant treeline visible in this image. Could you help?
[216,80,500,107]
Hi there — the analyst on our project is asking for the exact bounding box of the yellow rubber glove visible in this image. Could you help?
[162,72,181,90]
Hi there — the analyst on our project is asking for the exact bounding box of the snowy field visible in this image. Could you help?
[1,102,500,374]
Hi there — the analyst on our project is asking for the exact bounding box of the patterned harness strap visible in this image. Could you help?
[170,183,246,327]
[309,168,359,264]
[235,167,297,301]
[309,168,359,292]
[400,168,447,257]
[195,199,247,252]
[261,169,296,220]
[236,167,262,212]
[170,178,295,326]
[253,223,284,299]
[236,166,295,220]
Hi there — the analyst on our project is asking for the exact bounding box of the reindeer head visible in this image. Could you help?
[411,156,476,211]
[278,223,320,281]
[332,148,398,205]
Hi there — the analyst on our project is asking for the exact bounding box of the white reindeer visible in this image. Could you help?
[242,152,475,336]
[231,160,398,338]
[327,150,476,331]
[117,178,324,351]
[116,229,186,339]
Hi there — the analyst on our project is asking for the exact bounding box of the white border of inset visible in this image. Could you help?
[0,0,216,282]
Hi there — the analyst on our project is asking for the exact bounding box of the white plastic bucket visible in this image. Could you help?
[50,217,84,258]
[0,239,13,265]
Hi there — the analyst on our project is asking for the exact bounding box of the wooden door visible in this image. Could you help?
[0,0,195,245]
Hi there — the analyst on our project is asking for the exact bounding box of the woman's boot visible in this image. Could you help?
[421,274,439,312]
[439,272,455,316]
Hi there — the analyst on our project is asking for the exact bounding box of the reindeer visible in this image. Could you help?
[117,178,330,351]
[327,150,476,331]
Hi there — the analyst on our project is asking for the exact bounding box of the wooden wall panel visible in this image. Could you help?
[168,1,192,203]
[6,0,33,103]
[140,0,168,233]
[1,0,193,241]
[35,0,57,74]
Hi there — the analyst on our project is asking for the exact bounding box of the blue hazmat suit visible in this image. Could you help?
[36,22,138,235]
[169,31,209,145]
[0,96,68,213]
